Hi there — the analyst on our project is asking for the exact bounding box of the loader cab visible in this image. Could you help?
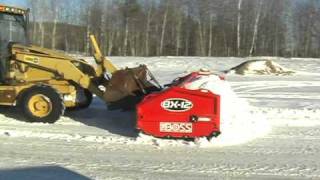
[0,5,29,83]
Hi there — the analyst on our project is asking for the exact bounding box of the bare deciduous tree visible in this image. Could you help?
[25,0,320,58]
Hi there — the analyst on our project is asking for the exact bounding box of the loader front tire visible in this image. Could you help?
[77,89,93,109]
[19,85,65,124]
[67,89,93,110]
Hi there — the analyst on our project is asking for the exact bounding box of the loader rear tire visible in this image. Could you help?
[19,85,65,124]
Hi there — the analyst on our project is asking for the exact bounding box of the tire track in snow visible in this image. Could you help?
[231,81,320,93]
[230,80,320,108]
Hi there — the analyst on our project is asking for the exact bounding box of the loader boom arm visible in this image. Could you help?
[89,35,118,75]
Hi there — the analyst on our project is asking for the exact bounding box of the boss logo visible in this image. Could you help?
[160,122,193,133]
[161,98,193,112]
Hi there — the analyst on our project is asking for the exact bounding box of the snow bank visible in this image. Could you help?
[226,60,295,75]
[137,73,271,147]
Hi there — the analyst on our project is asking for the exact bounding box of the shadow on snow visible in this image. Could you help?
[0,165,90,180]
[0,97,139,138]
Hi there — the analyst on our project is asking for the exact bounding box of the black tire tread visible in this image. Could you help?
[67,89,93,111]
[19,84,65,123]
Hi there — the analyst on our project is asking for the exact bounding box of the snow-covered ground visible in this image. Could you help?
[0,57,320,179]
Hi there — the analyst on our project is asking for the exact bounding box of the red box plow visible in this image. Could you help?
[136,72,221,139]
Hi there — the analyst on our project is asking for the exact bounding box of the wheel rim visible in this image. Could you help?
[28,94,52,118]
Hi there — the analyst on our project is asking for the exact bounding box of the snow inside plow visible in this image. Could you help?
[190,73,271,146]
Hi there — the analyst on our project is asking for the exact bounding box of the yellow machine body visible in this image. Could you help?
[0,39,118,107]
[0,4,160,123]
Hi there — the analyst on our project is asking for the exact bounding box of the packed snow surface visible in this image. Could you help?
[0,56,320,179]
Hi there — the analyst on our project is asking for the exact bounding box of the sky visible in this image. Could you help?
[0,0,28,8]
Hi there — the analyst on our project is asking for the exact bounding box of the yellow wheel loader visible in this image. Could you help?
[0,4,161,123]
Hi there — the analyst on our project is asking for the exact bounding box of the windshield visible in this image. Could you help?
[0,13,27,82]
[0,13,27,47]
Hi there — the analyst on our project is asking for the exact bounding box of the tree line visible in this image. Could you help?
[27,0,320,57]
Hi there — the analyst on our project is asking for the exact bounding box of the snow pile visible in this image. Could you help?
[184,73,271,146]
[226,60,295,75]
